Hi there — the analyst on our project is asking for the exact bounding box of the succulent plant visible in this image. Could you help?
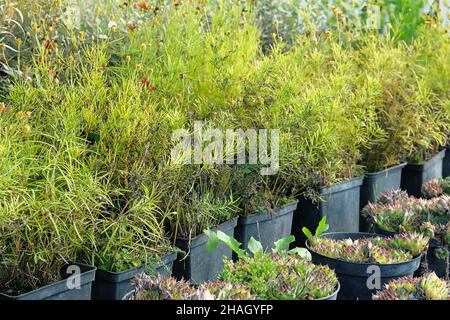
[373,273,448,300]
[308,233,428,264]
[422,177,450,199]
[220,252,338,300]
[386,232,430,257]
[376,189,410,205]
[130,274,199,300]
[198,281,256,300]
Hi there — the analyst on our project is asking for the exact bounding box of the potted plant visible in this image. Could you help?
[373,272,448,300]
[363,190,449,279]
[229,165,299,253]
[204,231,340,300]
[166,175,240,284]
[303,217,429,300]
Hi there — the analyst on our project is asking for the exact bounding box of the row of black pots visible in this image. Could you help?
[0,253,178,301]
[172,201,299,284]
[290,148,447,246]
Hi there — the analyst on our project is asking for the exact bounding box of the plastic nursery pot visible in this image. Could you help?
[234,201,298,255]
[291,176,364,248]
[91,251,177,300]
[0,263,96,300]
[359,163,407,231]
[172,217,238,285]
[401,149,446,197]
[373,224,447,278]
[443,147,450,178]
[306,232,422,300]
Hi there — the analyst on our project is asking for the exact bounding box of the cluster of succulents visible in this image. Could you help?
[220,252,338,300]
[128,274,255,300]
[363,190,449,243]
[422,178,450,199]
[308,233,429,264]
[373,272,448,300]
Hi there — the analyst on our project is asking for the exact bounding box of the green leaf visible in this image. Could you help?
[289,248,312,261]
[315,216,329,237]
[204,229,219,252]
[273,235,295,253]
[216,230,247,258]
[248,237,263,256]
[302,227,313,239]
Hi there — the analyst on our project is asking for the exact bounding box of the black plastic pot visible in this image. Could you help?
[234,201,298,253]
[443,147,450,177]
[0,263,96,300]
[401,149,446,197]
[172,217,238,285]
[359,163,406,231]
[373,224,447,278]
[91,252,177,300]
[291,177,363,247]
[306,232,422,300]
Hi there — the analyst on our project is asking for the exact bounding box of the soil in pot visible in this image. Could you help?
[306,232,422,300]
[359,163,406,231]
[401,149,446,197]
[172,217,238,285]
[234,201,298,255]
[0,263,96,300]
[91,251,178,300]
[291,177,363,247]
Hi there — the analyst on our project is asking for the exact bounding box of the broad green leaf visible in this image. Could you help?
[289,247,312,261]
[217,230,247,258]
[273,235,295,253]
[248,237,263,256]
[302,227,313,239]
[204,229,219,252]
[316,216,329,237]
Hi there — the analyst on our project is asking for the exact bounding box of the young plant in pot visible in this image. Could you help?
[230,165,298,253]
[204,230,340,300]
[160,162,240,285]
[373,272,448,300]
[0,103,104,300]
[363,190,450,279]
[86,186,177,300]
[304,217,429,300]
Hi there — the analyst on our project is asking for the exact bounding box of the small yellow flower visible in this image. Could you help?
[40,18,46,26]
[23,124,31,135]
[95,7,102,16]
[16,111,25,121]
[125,55,131,63]
[136,64,143,71]
[140,43,147,50]
[79,31,85,40]
[16,38,23,46]
[25,111,32,120]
